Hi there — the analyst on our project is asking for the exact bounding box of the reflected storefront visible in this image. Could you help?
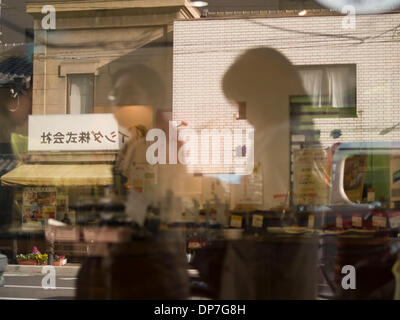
[0,0,400,301]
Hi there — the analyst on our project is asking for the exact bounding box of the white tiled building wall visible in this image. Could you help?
[173,13,400,156]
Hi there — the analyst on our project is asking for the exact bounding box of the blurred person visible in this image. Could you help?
[222,47,307,211]
[109,64,164,199]
[111,64,196,222]
[217,47,318,299]
[76,63,190,300]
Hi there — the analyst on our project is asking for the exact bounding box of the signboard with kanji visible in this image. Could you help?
[28,114,121,151]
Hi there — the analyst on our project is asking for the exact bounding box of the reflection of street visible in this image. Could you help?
[0,274,75,300]
[0,267,206,300]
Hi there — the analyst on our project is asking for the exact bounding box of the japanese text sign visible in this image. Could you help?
[29,114,121,151]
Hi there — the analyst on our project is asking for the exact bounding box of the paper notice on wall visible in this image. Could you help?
[372,213,387,228]
[230,215,243,228]
[352,214,362,228]
[236,171,263,205]
[389,212,400,228]
[22,187,57,229]
[252,214,264,228]
[292,149,330,205]
[272,194,287,209]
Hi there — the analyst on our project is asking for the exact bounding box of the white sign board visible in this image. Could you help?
[28,114,120,151]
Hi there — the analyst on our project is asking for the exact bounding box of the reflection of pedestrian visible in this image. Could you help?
[222,47,306,210]
[219,47,317,300]
[77,63,189,300]
[110,65,165,199]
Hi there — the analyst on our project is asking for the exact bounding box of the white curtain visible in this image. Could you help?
[69,75,93,114]
[326,67,350,109]
[70,83,81,114]
[299,69,324,108]
[299,67,354,109]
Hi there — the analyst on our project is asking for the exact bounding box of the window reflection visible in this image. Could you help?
[0,0,399,302]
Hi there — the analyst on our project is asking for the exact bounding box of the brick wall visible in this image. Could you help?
[173,13,400,155]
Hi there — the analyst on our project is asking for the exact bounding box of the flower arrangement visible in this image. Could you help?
[53,254,67,266]
[54,255,65,262]
[16,247,48,265]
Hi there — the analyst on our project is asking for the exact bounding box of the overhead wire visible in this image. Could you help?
[0,8,399,61]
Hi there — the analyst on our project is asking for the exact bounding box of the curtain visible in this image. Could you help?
[70,82,81,114]
[299,69,324,108]
[69,75,94,114]
[299,66,354,109]
[326,66,350,109]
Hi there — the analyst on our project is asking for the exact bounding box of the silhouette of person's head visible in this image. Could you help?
[222,47,305,130]
[110,64,165,109]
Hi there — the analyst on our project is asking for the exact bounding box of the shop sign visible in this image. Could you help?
[28,114,121,151]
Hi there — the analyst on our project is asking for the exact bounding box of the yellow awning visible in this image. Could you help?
[0,164,113,186]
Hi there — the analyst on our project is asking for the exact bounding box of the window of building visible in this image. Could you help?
[67,74,94,114]
[296,64,357,117]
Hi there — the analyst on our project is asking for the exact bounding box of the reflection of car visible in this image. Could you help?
[330,142,400,206]
[319,142,400,230]
[0,253,7,287]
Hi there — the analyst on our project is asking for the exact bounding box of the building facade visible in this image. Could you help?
[173,11,400,147]
[26,0,199,117]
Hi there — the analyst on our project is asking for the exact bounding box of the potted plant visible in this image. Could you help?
[53,255,67,266]
[16,253,36,265]
[16,247,48,265]
[34,253,49,265]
